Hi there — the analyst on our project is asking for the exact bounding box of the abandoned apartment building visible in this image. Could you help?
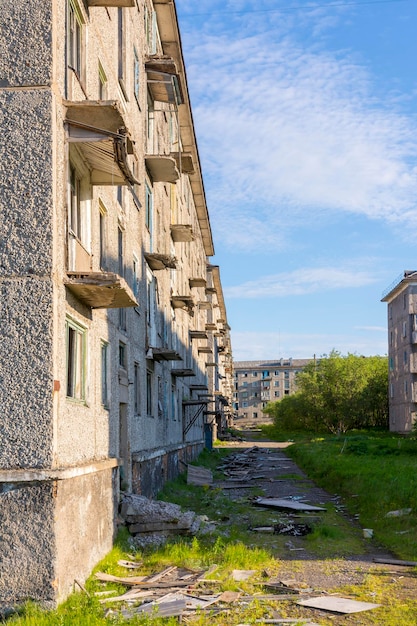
[0,0,233,610]
[234,359,313,421]
[382,271,417,433]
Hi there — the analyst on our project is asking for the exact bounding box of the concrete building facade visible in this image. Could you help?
[233,359,312,421]
[382,271,417,433]
[0,0,232,609]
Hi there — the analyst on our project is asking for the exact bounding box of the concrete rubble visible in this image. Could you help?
[120,493,214,549]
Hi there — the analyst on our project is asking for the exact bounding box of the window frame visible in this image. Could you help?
[66,316,87,402]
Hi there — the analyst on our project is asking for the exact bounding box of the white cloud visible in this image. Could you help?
[182,22,417,251]
[224,265,377,299]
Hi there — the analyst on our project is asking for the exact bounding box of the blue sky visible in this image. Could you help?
[176,0,417,361]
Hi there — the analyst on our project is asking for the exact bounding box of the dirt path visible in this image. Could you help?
[215,428,417,616]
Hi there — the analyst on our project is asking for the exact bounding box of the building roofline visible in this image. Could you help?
[381,270,417,302]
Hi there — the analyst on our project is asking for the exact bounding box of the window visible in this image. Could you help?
[99,201,107,270]
[262,370,269,378]
[118,225,124,277]
[133,255,139,299]
[119,307,127,332]
[242,401,248,408]
[404,350,408,365]
[66,317,86,401]
[252,371,258,377]
[284,389,290,395]
[274,370,280,375]
[68,0,84,80]
[134,362,140,414]
[145,6,158,54]
[101,341,109,407]
[413,314,417,331]
[119,341,127,369]
[274,381,279,387]
[69,165,82,240]
[253,412,258,418]
[274,391,280,397]
[146,369,153,415]
[145,183,153,244]
[134,47,140,104]
[98,61,107,99]
[117,8,127,98]
[242,381,248,387]
[389,357,394,371]
[403,321,407,338]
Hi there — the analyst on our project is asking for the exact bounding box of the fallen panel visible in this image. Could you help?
[187,465,213,486]
[297,596,380,614]
[254,498,326,512]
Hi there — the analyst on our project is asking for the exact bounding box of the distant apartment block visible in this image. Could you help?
[233,359,312,420]
[382,271,417,433]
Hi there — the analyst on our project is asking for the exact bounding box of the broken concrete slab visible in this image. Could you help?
[297,595,380,614]
[254,497,326,512]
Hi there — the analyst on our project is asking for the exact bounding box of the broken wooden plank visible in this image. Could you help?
[297,596,380,614]
[373,557,417,567]
[95,572,147,585]
[254,498,326,512]
[144,566,178,583]
[117,559,142,569]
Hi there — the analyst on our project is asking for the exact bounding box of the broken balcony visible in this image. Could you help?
[65,272,138,309]
[65,100,138,187]
[171,152,195,175]
[189,277,207,289]
[171,368,196,378]
[146,56,184,105]
[171,295,194,312]
[145,155,180,183]
[144,252,177,271]
[170,224,195,243]
[147,348,183,362]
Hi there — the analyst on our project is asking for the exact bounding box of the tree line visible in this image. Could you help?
[264,351,388,433]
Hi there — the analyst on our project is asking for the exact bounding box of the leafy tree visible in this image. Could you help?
[265,351,388,433]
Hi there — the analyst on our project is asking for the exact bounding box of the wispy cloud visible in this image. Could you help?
[224,265,377,299]
[231,330,388,361]
[180,12,417,251]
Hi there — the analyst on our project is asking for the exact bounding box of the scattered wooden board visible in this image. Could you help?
[373,557,417,567]
[187,465,213,486]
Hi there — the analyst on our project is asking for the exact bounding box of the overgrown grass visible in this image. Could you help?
[283,430,417,559]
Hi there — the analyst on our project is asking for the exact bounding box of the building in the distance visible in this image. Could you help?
[233,359,312,420]
[381,271,417,433]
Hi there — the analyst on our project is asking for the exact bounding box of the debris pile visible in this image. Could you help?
[120,494,204,549]
[95,563,381,621]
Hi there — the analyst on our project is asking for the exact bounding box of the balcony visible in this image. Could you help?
[86,0,135,5]
[171,152,195,175]
[171,295,194,313]
[65,272,138,309]
[145,155,179,183]
[170,224,195,243]
[146,56,184,105]
[198,347,213,355]
[147,347,182,362]
[190,330,208,340]
[171,368,196,378]
[189,278,207,289]
[144,252,177,271]
[65,100,138,187]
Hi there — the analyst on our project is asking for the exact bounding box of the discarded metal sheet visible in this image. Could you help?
[254,498,326,512]
[232,569,256,581]
[297,596,380,614]
[187,465,213,486]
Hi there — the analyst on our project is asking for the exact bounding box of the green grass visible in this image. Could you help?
[283,430,417,560]
[7,432,417,625]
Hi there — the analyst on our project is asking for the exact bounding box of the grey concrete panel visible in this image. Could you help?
[0,278,53,469]
[0,0,52,87]
[0,90,53,277]
[0,483,56,611]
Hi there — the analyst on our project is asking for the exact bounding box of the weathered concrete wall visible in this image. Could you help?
[0,483,56,612]
[0,89,54,469]
[54,468,118,602]
[132,442,204,497]
[0,0,52,87]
